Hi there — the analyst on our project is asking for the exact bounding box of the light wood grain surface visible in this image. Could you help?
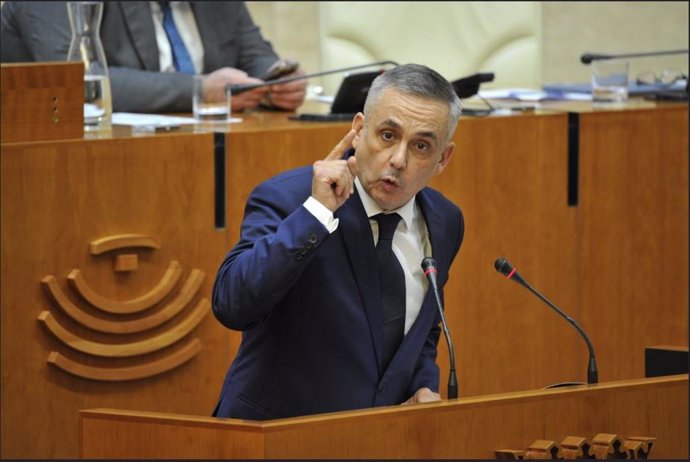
[2,96,687,458]
[79,375,688,459]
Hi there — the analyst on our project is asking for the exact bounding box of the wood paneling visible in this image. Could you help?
[1,62,84,142]
[2,102,687,458]
[79,375,688,459]
[577,105,689,381]
[432,113,581,396]
[1,134,230,458]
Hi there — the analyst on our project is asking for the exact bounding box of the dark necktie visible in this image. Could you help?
[373,213,405,370]
[159,2,196,74]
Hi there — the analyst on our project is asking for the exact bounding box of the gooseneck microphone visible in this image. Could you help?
[421,257,458,399]
[580,49,688,64]
[227,60,399,95]
[494,257,598,385]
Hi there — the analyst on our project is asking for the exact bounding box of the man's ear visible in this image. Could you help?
[351,113,365,148]
[435,142,455,175]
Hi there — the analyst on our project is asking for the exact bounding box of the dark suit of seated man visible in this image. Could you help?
[0,1,306,113]
[211,63,465,420]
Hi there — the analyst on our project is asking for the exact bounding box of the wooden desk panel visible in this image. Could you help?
[432,113,581,396]
[1,134,230,458]
[2,103,687,458]
[79,375,688,459]
[1,62,84,142]
[577,105,689,381]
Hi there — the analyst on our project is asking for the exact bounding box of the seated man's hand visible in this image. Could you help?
[266,69,308,111]
[401,387,441,406]
[203,68,269,111]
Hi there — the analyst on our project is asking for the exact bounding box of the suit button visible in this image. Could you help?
[308,233,318,244]
[299,248,308,256]
[295,252,303,261]
[377,385,385,393]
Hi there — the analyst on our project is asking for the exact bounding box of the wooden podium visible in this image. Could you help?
[80,375,688,459]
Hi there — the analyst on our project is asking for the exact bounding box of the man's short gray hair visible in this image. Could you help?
[363,63,462,142]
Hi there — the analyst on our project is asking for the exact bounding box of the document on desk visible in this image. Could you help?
[478,88,592,102]
[543,79,687,96]
[112,112,242,132]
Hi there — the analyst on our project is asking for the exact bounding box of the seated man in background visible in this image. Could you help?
[0,1,306,113]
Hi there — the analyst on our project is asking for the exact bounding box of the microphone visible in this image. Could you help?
[227,60,399,95]
[494,257,598,385]
[452,72,495,98]
[421,257,458,399]
[581,49,688,64]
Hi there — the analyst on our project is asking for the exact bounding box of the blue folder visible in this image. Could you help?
[543,80,687,96]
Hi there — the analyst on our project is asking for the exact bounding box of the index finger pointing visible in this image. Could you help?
[324,129,357,161]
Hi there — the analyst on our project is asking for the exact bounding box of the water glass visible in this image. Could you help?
[193,75,231,122]
[591,59,629,105]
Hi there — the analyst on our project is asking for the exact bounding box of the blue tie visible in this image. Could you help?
[159,2,195,74]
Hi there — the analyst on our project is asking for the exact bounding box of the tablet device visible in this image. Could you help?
[330,70,380,114]
[293,70,381,122]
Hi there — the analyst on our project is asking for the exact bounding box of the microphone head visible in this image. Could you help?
[494,257,528,286]
[580,53,611,64]
[580,53,594,65]
[494,257,512,276]
[421,257,437,271]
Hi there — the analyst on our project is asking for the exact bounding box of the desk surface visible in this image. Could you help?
[71,96,684,141]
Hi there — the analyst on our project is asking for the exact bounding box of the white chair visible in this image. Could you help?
[318,1,542,95]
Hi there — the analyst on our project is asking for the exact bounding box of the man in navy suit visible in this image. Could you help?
[0,1,306,112]
[212,63,464,420]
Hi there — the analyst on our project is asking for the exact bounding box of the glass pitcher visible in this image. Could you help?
[67,1,112,131]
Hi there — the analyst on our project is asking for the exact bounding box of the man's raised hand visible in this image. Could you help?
[311,130,359,212]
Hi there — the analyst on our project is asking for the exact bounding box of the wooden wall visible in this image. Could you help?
[1,133,229,457]
[2,103,687,458]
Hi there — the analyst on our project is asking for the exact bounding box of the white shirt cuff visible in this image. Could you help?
[303,196,339,233]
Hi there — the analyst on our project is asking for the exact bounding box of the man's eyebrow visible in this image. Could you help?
[378,119,440,142]
[416,130,439,143]
[379,118,402,130]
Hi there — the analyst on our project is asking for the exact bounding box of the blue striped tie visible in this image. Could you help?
[159,2,195,74]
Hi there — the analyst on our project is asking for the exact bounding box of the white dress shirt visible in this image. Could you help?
[150,2,204,74]
[304,177,432,335]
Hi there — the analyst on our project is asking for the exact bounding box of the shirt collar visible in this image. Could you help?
[354,176,416,230]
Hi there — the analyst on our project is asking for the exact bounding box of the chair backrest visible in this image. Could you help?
[318,1,542,95]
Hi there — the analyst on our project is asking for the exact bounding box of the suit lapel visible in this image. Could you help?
[337,188,450,375]
[336,191,385,373]
[119,2,160,71]
[416,189,450,273]
[189,2,219,73]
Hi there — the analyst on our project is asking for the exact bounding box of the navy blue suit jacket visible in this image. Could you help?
[212,161,464,420]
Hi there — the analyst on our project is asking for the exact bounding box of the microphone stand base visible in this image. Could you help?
[544,381,587,389]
